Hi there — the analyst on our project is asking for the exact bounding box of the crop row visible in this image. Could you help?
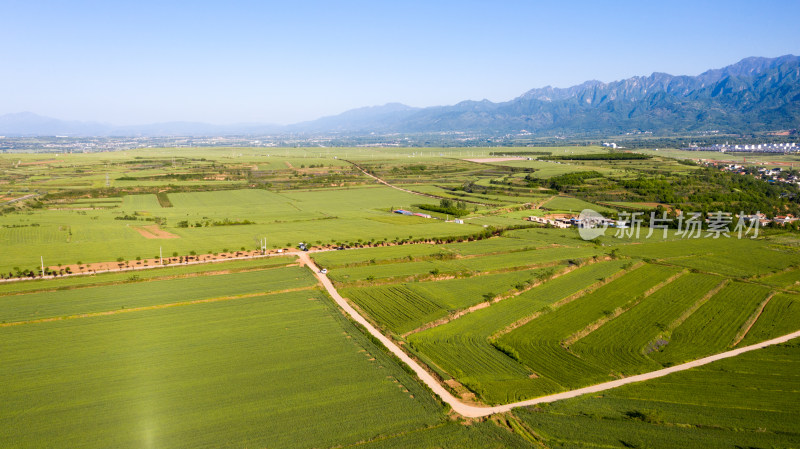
[498,264,682,388]
[515,341,800,448]
[740,293,800,346]
[649,282,771,366]
[570,272,724,375]
[341,269,550,335]
[407,260,630,403]
[0,290,444,448]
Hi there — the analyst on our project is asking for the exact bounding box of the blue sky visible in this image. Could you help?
[2,0,798,125]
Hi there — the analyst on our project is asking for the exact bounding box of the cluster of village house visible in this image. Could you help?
[685,142,798,153]
[711,163,800,186]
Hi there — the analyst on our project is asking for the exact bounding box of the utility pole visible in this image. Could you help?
[160,247,163,265]
[41,256,44,275]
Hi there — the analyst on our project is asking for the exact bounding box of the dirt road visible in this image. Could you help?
[300,252,800,418]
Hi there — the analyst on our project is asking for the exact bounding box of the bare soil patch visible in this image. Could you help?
[134,225,179,239]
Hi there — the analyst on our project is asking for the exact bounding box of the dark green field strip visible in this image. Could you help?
[341,269,551,335]
[0,266,315,323]
[650,282,772,366]
[740,293,800,346]
[571,273,723,375]
[0,290,443,449]
[343,285,444,335]
[0,256,295,296]
[514,341,800,448]
[499,264,682,388]
[329,246,601,283]
[408,260,630,404]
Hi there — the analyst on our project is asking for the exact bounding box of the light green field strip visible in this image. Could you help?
[0,186,477,274]
[0,290,443,448]
[0,266,316,323]
[0,286,316,328]
[0,256,294,296]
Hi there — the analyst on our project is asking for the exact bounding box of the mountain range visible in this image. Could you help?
[2,55,798,137]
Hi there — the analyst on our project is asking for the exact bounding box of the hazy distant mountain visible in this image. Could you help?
[298,55,800,135]
[0,112,111,136]
[0,113,282,137]
[110,122,281,136]
[289,103,420,133]
[2,55,798,137]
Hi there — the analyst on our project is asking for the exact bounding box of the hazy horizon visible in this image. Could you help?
[3,0,799,126]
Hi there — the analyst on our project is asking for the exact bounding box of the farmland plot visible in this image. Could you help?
[0,290,445,448]
[515,341,800,448]
[329,246,600,283]
[0,256,294,296]
[571,272,724,375]
[650,282,772,366]
[739,293,800,346]
[342,269,551,334]
[498,264,682,388]
[0,266,315,323]
[408,260,630,403]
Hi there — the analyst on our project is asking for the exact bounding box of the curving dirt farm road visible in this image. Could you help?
[299,252,800,418]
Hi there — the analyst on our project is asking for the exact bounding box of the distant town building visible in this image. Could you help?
[683,142,798,153]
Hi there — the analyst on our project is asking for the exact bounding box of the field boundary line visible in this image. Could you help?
[642,278,730,356]
[400,264,574,337]
[562,270,686,347]
[537,195,557,208]
[401,258,607,337]
[667,278,729,332]
[490,260,639,340]
[731,291,776,347]
[302,251,800,418]
[0,286,316,328]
